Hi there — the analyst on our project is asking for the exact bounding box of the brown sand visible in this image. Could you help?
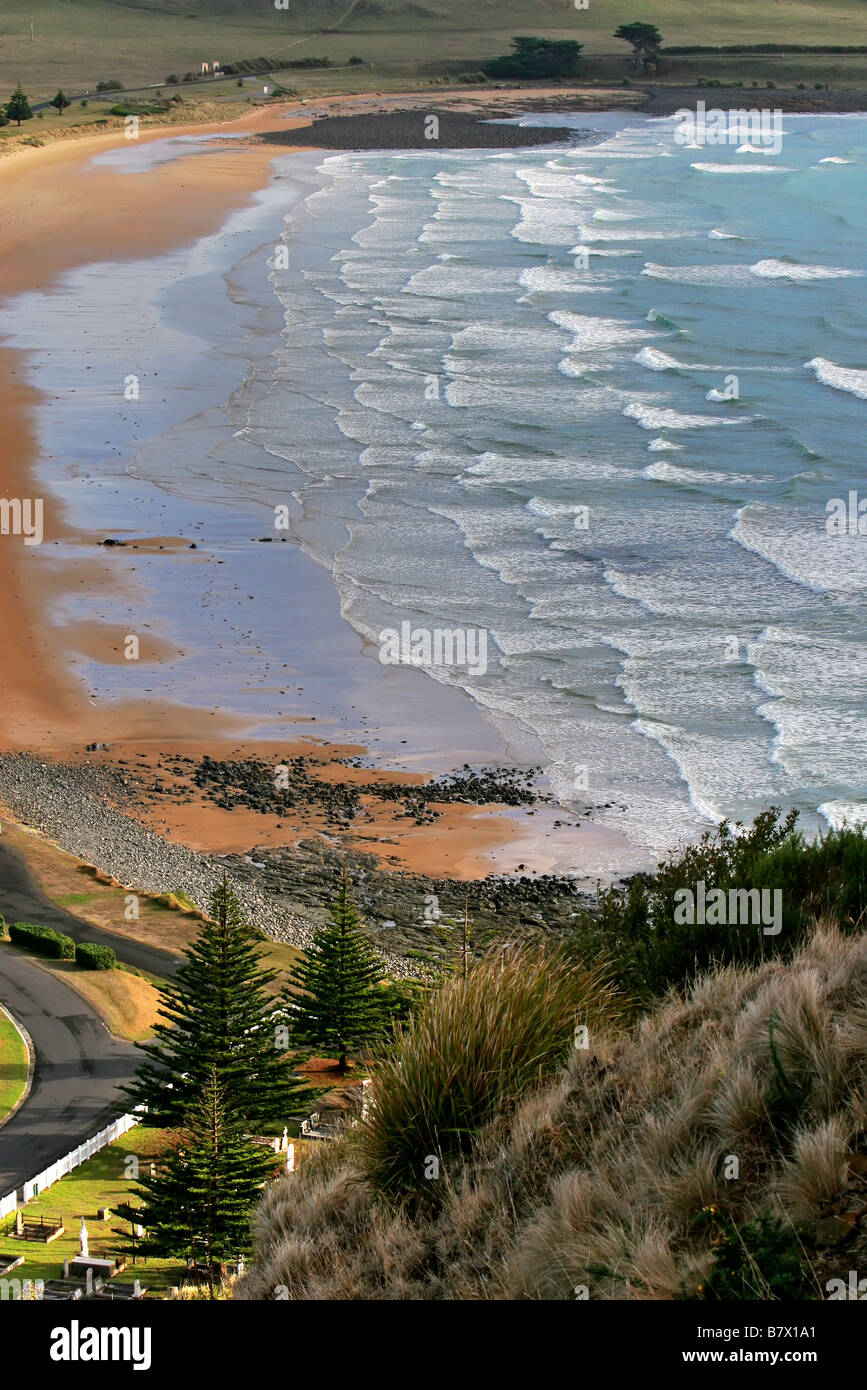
[0,93,596,878]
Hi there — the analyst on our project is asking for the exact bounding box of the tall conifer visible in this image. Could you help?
[124,878,296,1127]
[119,1070,276,1296]
[285,877,383,1074]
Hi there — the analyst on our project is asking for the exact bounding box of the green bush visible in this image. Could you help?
[75,941,117,971]
[9,922,75,960]
[353,945,621,1208]
[568,811,867,1004]
[696,1212,815,1300]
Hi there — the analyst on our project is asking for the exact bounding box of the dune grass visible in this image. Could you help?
[240,918,867,1300]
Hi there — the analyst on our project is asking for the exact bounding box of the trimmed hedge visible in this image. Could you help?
[9,921,75,960]
[75,941,117,971]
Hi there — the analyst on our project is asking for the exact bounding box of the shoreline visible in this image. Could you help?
[0,96,645,888]
[4,87,856,900]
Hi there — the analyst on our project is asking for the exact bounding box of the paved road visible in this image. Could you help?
[0,841,182,979]
[0,840,181,1196]
[0,952,138,1195]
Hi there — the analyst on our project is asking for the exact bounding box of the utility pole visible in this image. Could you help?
[30,15,34,41]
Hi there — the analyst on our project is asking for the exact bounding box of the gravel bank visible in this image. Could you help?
[0,753,420,979]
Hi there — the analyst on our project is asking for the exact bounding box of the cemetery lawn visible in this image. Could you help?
[0,1006,29,1126]
[0,1127,187,1297]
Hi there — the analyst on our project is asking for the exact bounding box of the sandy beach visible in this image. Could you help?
[0,91,636,885]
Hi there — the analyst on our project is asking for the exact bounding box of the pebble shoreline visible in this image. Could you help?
[0,753,416,978]
[0,753,597,978]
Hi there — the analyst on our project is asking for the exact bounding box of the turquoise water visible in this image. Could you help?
[246,111,867,857]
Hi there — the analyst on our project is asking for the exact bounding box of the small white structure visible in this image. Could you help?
[285,1144,295,1174]
[201,62,210,74]
[79,1217,88,1258]
[360,1079,373,1123]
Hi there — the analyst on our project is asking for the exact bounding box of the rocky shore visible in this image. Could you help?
[259,108,601,151]
[0,752,597,976]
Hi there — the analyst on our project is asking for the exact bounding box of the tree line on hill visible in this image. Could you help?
[485,24,663,81]
[0,85,71,127]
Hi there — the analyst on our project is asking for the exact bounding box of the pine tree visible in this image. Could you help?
[6,85,33,127]
[123,877,300,1127]
[285,877,383,1074]
[118,1070,276,1297]
[49,89,71,115]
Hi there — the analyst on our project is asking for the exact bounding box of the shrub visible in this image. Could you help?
[166,74,179,84]
[353,945,621,1207]
[568,811,867,1004]
[696,1212,815,1300]
[348,55,364,66]
[9,922,75,959]
[96,80,124,92]
[0,913,6,938]
[75,941,117,971]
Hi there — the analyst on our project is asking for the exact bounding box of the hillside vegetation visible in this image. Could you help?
[2,0,867,94]
[239,817,867,1300]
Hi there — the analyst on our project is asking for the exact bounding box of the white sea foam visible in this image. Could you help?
[751,258,862,280]
[819,800,867,828]
[624,403,753,430]
[647,437,684,451]
[549,311,654,351]
[691,162,793,174]
[818,156,852,164]
[804,356,867,398]
[635,347,682,371]
[733,504,867,594]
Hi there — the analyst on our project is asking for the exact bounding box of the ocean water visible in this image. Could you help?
[7,114,867,870]
[239,111,867,857]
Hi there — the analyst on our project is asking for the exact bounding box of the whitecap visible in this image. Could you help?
[624,403,753,430]
[752,258,861,280]
[647,437,684,451]
[804,356,867,399]
[691,162,792,174]
[634,347,682,371]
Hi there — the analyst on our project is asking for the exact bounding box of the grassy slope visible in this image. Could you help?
[0,1005,29,1126]
[1,0,866,93]
[240,921,867,1300]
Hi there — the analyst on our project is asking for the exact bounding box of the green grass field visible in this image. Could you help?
[0,1006,29,1126]
[1,0,865,98]
[0,1127,189,1296]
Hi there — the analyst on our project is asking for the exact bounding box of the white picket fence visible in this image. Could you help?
[0,1112,140,1219]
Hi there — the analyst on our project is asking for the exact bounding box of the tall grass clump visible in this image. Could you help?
[569,810,867,1004]
[353,945,621,1208]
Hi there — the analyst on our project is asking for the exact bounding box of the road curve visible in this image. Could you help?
[0,951,138,1195]
[0,839,182,1195]
[0,840,182,979]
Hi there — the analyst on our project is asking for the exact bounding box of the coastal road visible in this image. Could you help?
[0,840,182,979]
[0,840,181,1195]
[0,950,138,1196]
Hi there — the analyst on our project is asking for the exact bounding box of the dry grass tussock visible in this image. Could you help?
[237,922,867,1300]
